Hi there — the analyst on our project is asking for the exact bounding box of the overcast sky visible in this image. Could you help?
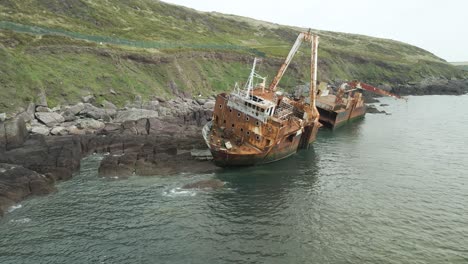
[163,0,466,62]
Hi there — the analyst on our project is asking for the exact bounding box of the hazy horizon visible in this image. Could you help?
[163,0,467,62]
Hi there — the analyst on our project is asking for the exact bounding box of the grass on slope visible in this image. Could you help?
[0,0,466,113]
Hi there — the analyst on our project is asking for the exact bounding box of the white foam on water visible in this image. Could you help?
[7,204,22,213]
[163,187,197,197]
[10,218,31,224]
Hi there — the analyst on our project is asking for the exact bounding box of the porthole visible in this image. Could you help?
[246,117,249,121]
[229,108,232,112]
[219,104,222,109]
[255,121,259,126]
[232,124,235,128]
[256,135,260,141]
[240,128,244,132]
[237,113,241,117]
[246,131,250,135]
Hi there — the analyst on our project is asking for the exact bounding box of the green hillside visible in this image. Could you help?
[0,0,465,112]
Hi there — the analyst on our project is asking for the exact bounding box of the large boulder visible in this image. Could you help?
[114,109,159,123]
[35,112,65,127]
[79,103,109,120]
[67,103,85,115]
[0,117,28,151]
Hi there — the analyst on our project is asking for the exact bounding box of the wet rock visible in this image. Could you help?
[35,112,65,127]
[31,125,50,136]
[182,179,224,189]
[98,153,136,178]
[0,163,56,216]
[114,109,159,123]
[366,105,386,114]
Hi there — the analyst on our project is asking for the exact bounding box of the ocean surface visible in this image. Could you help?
[1,95,467,264]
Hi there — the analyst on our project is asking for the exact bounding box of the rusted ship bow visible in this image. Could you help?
[203,31,322,166]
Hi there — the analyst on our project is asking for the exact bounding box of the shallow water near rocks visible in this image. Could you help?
[1,95,467,264]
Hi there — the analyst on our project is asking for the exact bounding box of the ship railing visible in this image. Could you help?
[274,101,294,120]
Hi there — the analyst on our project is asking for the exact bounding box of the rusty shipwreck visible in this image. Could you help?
[316,81,403,129]
[203,31,322,166]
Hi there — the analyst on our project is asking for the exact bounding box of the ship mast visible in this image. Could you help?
[310,35,319,110]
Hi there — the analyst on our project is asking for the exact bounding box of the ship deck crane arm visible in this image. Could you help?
[269,31,312,91]
[346,81,404,100]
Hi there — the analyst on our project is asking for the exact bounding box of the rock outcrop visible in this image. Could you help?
[0,163,56,216]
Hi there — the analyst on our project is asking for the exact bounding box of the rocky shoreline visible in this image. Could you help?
[1,77,468,216]
[0,94,217,216]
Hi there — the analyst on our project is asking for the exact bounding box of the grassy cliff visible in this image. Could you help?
[0,0,465,112]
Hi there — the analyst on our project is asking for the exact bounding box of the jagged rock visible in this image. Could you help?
[81,94,95,103]
[77,119,105,131]
[101,100,117,110]
[102,123,121,133]
[31,125,50,136]
[35,106,51,112]
[0,117,28,151]
[142,100,159,111]
[182,179,225,189]
[0,163,56,216]
[61,110,77,122]
[67,103,85,115]
[0,113,6,122]
[50,126,67,136]
[35,112,65,127]
[114,109,159,123]
[79,103,115,121]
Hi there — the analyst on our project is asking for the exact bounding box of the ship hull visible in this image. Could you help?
[205,120,320,167]
[318,105,366,129]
